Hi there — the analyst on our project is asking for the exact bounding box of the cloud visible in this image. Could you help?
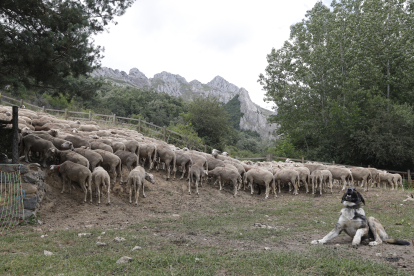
[197,23,251,52]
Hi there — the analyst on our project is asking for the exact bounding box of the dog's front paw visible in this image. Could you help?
[369,241,378,246]
[311,240,324,245]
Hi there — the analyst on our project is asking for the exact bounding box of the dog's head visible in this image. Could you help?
[341,187,365,207]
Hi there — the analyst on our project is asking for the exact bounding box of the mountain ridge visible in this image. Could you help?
[91,67,277,139]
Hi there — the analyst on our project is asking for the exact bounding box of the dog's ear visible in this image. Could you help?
[357,190,365,205]
[341,192,347,203]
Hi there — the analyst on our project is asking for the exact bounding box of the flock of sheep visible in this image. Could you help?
[0,105,404,206]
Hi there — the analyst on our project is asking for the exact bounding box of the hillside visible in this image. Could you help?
[91,67,278,139]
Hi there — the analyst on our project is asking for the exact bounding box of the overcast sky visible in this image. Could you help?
[94,0,331,110]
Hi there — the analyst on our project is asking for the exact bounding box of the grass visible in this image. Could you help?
[1,186,413,275]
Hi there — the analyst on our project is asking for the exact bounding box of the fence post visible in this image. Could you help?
[64,109,68,120]
[204,145,207,153]
[163,126,166,141]
[138,117,141,133]
[266,154,271,162]
[20,99,23,107]
[89,110,92,121]
[302,157,304,163]
[11,106,19,164]
[368,165,370,168]
[113,114,116,126]
[408,170,411,187]
[333,161,335,165]
[42,106,45,112]
[0,92,2,104]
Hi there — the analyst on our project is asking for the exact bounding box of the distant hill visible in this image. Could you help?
[91,67,278,139]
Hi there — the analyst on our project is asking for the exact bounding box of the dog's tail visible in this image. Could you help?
[384,239,410,246]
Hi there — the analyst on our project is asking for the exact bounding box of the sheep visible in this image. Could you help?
[188,160,209,195]
[92,167,111,205]
[126,166,155,205]
[50,161,92,203]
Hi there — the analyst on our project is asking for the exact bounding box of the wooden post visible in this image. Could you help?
[113,114,116,126]
[333,161,335,165]
[266,154,271,162]
[408,170,411,187]
[302,157,304,163]
[269,154,273,161]
[89,110,92,121]
[0,92,2,104]
[11,106,19,164]
[368,165,371,168]
[138,117,141,133]
[204,145,207,153]
[42,106,45,112]
[20,99,23,107]
[163,126,166,141]
[64,109,68,120]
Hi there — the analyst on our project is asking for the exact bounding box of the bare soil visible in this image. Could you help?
[35,165,414,272]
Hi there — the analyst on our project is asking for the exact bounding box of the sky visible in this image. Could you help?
[94,0,332,110]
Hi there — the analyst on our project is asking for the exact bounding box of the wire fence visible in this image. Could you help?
[0,93,210,152]
[0,166,24,234]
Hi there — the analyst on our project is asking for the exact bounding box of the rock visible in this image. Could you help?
[195,258,201,262]
[44,250,53,256]
[41,234,48,238]
[22,183,38,194]
[91,67,278,139]
[114,237,125,242]
[116,256,132,264]
[78,233,91,237]
[19,165,29,174]
[254,223,262,227]
[85,225,93,228]
[142,226,148,229]
[264,247,271,251]
[12,209,34,220]
[96,242,107,246]
[23,172,39,184]
[132,246,142,251]
[172,214,180,217]
[23,196,38,210]
[37,220,43,225]
[97,236,101,240]
[376,253,382,257]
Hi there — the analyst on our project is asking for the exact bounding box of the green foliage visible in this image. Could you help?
[83,84,188,127]
[259,0,414,170]
[42,94,74,109]
[267,135,301,159]
[183,97,234,150]
[223,95,244,129]
[0,0,133,99]
[168,122,204,148]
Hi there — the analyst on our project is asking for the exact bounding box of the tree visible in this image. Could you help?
[259,0,414,170]
[183,97,233,150]
[0,0,134,98]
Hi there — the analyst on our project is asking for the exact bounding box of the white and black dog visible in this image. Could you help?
[311,187,410,247]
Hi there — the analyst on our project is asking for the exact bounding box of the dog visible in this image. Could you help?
[311,187,410,247]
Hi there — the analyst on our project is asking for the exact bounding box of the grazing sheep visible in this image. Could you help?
[50,149,90,169]
[90,141,113,153]
[245,168,275,199]
[64,135,90,148]
[79,125,100,132]
[111,141,126,153]
[126,166,155,205]
[93,149,122,186]
[174,151,193,180]
[73,148,103,171]
[188,160,208,195]
[92,167,111,205]
[50,161,92,203]
[114,150,139,181]
[208,167,241,197]
[20,134,57,167]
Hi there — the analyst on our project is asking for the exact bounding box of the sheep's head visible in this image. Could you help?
[222,152,229,157]
[61,141,73,150]
[48,129,59,137]
[72,129,78,133]
[74,120,81,124]
[145,173,155,184]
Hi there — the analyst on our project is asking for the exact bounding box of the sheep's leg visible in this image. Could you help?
[196,179,199,195]
[288,182,292,192]
[341,177,347,191]
[250,179,254,195]
[61,177,66,194]
[89,183,93,204]
[106,179,111,204]
[219,176,222,191]
[363,179,368,192]
[180,166,185,180]
[135,183,140,205]
[142,182,146,198]
[188,175,192,195]
[166,162,170,180]
[312,177,315,194]
[233,180,238,197]
[304,178,309,193]
[319,178,322,195]
[97,183,101,204]
[293,179,299,195]
[265,182,269,199]
[129,181,132,204]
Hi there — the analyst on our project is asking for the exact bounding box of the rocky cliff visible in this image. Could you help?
[91,67,277,139]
